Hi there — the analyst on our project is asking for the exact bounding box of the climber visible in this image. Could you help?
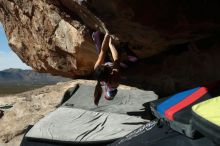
[92,31,121,106]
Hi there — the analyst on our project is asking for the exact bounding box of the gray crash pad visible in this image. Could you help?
[26,107,148,143]
[62,84,158,115]
[24,84,157,144]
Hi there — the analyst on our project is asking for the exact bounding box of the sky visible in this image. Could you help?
[0,23,31,71]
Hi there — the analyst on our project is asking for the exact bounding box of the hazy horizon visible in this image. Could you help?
[0,68,33,71]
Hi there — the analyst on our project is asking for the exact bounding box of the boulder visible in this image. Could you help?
[1,0,220,78]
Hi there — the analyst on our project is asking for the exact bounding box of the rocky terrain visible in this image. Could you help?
[1,0,220,78]
[1,0,220,96]
[1,1,220,144]
[0,79,130,146]
[0,80,69,146]
[0,80,144,146]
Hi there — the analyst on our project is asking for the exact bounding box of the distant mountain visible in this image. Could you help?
[0,68,71,85]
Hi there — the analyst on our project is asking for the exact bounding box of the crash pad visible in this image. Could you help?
[62,84,158,115]
[109,120,217,146]
[192,96,220,145]
[25,107,148,143]
[150,83,220,138]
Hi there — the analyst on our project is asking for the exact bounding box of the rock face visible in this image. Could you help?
[121,40,220,96]
[1,0,220,78]
[0,0,97,77]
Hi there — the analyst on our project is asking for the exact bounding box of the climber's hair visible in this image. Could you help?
[93,65,110,82]
[93,65,111,105]
[94,80,102,105]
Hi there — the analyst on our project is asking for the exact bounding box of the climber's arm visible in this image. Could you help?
[109,37,119,62]
[109,37,120,70]
[94,34,110,69]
